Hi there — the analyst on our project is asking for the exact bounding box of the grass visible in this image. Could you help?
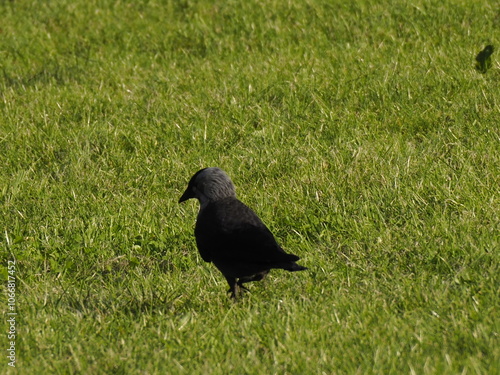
[1,0,499,373]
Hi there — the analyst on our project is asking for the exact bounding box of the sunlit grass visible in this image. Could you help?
[1,0,498,373]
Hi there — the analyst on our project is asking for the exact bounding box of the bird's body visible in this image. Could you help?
[179,167,306,298]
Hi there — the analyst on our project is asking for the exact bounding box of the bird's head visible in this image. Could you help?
[179,167,236,205]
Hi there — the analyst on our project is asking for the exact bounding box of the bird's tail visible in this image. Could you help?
[281,262,308,272]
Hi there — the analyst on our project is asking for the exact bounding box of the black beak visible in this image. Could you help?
[179,187,194,203]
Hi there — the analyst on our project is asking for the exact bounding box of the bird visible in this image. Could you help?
[179,167,307,299]
[475,45,494,73]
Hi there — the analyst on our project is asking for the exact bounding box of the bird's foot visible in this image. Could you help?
[227,288,238,300]
[238,284,250,292]
[227,284,249,299]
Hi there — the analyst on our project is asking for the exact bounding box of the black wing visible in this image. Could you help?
[194,197,299,264]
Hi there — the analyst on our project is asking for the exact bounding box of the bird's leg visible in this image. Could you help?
[237,271,269,292]
[224,276,238,299]
[237,281,250,292]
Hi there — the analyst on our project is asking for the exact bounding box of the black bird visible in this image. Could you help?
[179,167,307,299]
[475,45,494,73]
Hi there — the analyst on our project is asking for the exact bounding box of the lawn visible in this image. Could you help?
[1,0,499,373]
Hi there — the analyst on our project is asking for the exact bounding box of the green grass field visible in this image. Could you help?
[1,0,499,373]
